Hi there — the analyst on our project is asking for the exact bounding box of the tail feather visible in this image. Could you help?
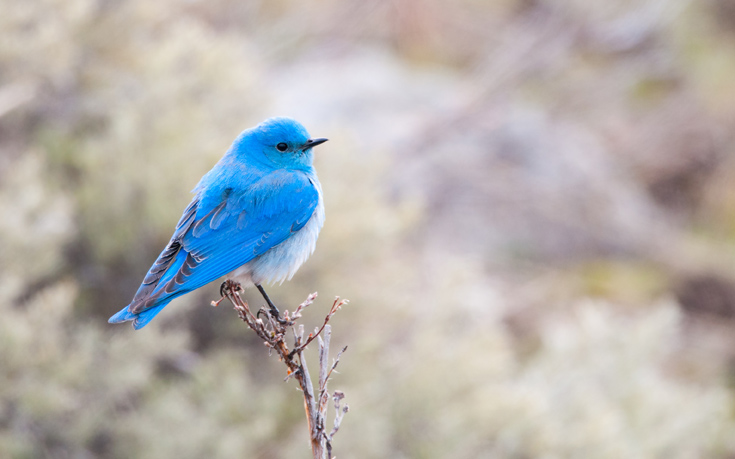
[111,248,190,329]
[108,306,136,323]
[108,299,172,330]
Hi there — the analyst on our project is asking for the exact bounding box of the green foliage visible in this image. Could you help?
[1,280,315,458]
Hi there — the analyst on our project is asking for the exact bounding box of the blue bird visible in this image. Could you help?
[109,117,327,329]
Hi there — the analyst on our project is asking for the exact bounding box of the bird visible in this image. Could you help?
[109,117,327,329]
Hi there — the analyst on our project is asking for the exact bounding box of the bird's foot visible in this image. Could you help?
[219,279,242,298]
[269,305,291,325]
[254,284,291,325]
[256,304,291,325]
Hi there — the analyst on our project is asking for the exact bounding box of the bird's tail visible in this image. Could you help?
[108,299,172,330]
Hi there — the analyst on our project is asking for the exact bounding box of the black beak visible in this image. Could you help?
[302,138,328,152]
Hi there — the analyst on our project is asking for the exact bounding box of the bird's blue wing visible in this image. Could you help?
[125,170,319,316]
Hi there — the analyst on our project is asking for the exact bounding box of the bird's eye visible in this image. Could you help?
[276,142,288,152]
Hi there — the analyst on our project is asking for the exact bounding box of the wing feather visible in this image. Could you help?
[129,170,319,314]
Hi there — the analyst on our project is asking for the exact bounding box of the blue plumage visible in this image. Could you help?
[109,117,327,329]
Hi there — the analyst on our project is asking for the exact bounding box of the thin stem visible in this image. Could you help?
[216,281,349,459]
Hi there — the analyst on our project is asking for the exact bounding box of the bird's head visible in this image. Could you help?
[233,117,328,171]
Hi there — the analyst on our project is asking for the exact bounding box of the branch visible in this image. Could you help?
[214,280,350,459]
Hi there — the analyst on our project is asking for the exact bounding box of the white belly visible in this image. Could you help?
[230,196,324,287]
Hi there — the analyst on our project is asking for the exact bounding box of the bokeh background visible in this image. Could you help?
[3,0,735,457]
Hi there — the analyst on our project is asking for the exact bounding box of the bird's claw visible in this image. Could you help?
[257,305,291,325]
[219,279,241,297]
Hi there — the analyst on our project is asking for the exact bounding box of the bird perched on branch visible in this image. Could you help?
[109,117,327,329]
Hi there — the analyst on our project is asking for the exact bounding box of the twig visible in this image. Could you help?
[327,391,349,458]
[216,280,350,459]
[290,297,349,358]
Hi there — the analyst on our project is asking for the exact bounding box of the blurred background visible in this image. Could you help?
[3,0,735,457]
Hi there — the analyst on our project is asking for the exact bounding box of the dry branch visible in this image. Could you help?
[214,280,349,459]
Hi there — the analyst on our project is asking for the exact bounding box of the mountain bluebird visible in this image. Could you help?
[109,117,327,329]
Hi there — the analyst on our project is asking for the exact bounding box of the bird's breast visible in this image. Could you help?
[231,192,324,287]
